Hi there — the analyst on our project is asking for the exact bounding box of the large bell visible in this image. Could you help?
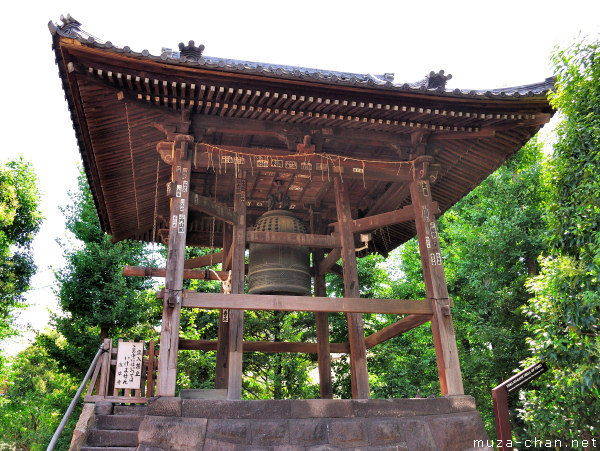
[248,209,311,295]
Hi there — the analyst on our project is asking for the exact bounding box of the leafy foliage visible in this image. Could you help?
[0,339,79,451]
[42,172,160,376]
[521,37,600,444]
[0,158,42,344]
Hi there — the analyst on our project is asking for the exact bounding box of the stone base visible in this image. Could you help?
[137,396,491,451]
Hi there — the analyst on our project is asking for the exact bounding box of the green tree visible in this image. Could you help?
[0,339,78,451]
[521,37,600,445]
[0,158,42,345]
[42,172,160,375]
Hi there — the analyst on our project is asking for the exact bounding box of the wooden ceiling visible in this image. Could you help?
[50,18,554,256]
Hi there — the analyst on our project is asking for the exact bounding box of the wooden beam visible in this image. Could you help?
[246,230,341,248]
[318,248,341,276]
[215,225,232,390]
[184,251,224,269]
[334,177,370,400]
[191,114,412,148]
[312,212,333,399]
[189,191,236,225]
[227,174,246,400]
[364,314,432,349]
[182,292,432,315]
[410,177,464,395]
[329,203,438,233]
[123,265,229,280]
[430,128,495,140]
[368,182,410,216]
[189,144,413,183]
[156,139,192,397]
[179,339,349,354]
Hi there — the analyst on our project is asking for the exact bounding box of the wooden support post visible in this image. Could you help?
[311,211,333,399]
[227,175,247,400]
[215,223,232,389]
[334,177,370,399]
[156,138,192,397]
[409,175,464,395]
[492,386,513,450]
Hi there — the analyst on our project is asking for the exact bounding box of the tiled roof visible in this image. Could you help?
[49,15,555,100]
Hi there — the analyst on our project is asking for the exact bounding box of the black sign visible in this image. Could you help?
[504,362,548,393]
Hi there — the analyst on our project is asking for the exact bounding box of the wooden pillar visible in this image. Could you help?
[157,138,192,397]
[409,175,464,396]
[227,174,246,400]
[215,224,232,389]
[311,211,333,399]
[333,177,370,399]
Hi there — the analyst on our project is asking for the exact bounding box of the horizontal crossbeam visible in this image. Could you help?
[182,292,433,315]
[179,339,350,354]
[246,230,341,248]
[123,266,229,281]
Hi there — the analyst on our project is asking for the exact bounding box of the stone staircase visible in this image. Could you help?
[81,404,146,451]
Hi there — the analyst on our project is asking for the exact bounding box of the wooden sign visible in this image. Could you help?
[115,341,144,389]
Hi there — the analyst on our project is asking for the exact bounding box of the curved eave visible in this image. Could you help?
[50,23,555,103]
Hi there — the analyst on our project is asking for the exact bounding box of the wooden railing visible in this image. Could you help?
[84,339,158,404]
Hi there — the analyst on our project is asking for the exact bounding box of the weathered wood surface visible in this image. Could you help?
[246,230,341,248]
[123,265,229,280]
[312,212,333,399]
[188,191,236,225]
[329,202,439,233]
[84,339,157,403]
[179,339,349,354]
[364,314,432,349]
[156,139,192,397]
[227,175,246,400]
[182,292,433,315]
[318,248,341,276]
[188,144,414,183]
[215,224,232,390]
[184,251,224,269]
[334,177,370,400]
[410,177,464,396]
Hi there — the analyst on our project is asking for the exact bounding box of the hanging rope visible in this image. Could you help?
[197,143,416,169]
[124,103,141,230]
[151,159,160,267]
[211,269,232,294]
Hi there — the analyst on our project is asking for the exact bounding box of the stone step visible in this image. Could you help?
[113,405,147,416]
[87,430,138,447]
[96,414,144,430]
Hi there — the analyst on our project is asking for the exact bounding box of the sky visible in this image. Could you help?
[1,0,599,355]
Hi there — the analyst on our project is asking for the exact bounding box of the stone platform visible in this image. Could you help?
[137,396,491,450]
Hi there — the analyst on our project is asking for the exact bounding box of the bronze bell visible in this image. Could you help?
[248,209,311,295]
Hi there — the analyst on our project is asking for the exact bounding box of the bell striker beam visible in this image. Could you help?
[227,174,247,400]
[409,166,464,396]
[157,138,193,397]
[334,177,370,399]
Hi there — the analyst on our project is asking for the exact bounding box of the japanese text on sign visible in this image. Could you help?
[115,341,144,389]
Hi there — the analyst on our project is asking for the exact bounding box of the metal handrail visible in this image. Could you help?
[47,343,107,451]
